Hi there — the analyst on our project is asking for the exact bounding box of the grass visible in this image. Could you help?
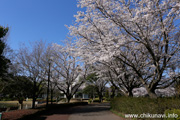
[0,101,32,104]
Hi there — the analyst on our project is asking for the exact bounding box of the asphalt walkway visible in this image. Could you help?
[44,103,123,120]
[68,103,122,120]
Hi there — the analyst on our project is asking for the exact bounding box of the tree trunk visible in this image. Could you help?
[99,94,103,103]
[32,80,36,109]
[19,100,23,109]
[66,95,72,103]
[32,97,36,109]
[147,88,157,98]
[111,90,115,98]
[20,103,23,109]
[67,98,71,103]
[148,91,157,98]
[51,89,53,104]
[128,91,133,97]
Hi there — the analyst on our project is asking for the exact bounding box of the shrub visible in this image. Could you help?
[93,99,100,102]
[93,98,100,102]
[111,97,180,115]
[164,109,180,120]
[88,99,92,103]
[59,98,66,102]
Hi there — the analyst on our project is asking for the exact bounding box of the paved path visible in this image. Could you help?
[43,103,123,120]
[68,103,122,120]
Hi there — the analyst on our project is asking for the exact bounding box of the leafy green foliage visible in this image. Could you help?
[88,99,92,103]
[104,90,111,101]
[0,26,8,38]
[0,26,10,78]
[3,76,33,104]
[86,73,98,83]
[111,97,180,114]
[165,109,180,120]
[85,73,106,102]
[83,85,96,98]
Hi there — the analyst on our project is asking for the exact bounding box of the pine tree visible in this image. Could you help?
[0,26,10,78]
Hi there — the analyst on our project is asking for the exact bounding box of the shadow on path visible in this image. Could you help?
[69,103,121,120]
[18,103,121,120]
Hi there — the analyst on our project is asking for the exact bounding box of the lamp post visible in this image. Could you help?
[46,59,51,107]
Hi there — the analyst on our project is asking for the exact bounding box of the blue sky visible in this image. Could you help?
[1,0,179,51]
[0,0,81,50]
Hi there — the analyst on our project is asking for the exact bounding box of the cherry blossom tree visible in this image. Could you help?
[86,67,108,102]
[101,60,141,96]
[89,59,141,97]
[52,43,88,103]
[69,0,180,98]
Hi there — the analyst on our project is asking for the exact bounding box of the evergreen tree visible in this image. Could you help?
[0,26,10,78]
[3,76,33,109]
